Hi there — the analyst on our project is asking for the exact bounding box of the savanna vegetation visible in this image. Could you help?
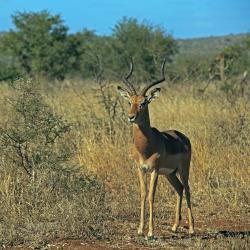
[0,10,249,249]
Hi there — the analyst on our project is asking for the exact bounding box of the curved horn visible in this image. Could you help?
[140,58,166,96]
[122,57,137,95]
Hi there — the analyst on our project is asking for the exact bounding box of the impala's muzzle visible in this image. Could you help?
[128,115,136,123]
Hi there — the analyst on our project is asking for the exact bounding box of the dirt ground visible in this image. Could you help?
[11,216,247,250]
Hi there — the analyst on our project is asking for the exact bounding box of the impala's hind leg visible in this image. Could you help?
[165,172,184,232]
[180,170,194,234]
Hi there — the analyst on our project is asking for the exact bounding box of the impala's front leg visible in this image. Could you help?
[141,153,160,173]
[148,170,158,239]
[137,167,147,236]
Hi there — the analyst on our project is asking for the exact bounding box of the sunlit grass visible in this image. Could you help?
[0,80,249,248]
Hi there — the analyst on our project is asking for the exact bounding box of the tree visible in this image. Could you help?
[111,17,178,82]
[209,35,250,80]
[0,11,82,80]
[77,17,178,82]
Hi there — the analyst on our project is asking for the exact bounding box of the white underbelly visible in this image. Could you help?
[158,167,176,175]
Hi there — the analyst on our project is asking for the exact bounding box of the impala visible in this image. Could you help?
[117,58,194,238]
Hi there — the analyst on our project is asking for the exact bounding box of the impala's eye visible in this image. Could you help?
[139,102,147,109]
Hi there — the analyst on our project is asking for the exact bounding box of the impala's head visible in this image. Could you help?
[117,86,161,123]
[117,57,166,124]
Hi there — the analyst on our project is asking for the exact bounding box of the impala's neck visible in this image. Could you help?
[132,107,153,149]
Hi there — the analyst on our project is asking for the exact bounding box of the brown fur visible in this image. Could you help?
[118,90,195,237]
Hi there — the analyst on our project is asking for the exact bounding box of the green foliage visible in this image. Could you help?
[0,59,19,81]
[0,11,82,79]
[170,34,250,83]
[170,53,212,82]
[177,34,246,55]
[0,10,248,84]
[78,30,115,79]
[111,17,178,82]
[77,18,178,83]
[222,35,250,76]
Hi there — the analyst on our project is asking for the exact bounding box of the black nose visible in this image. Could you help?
[128,115,136,123]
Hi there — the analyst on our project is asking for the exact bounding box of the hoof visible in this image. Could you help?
[189,228,194,235]
[137,229,143,236]
[146,235,156,241]
[140,165,149,173]
[171,224,178,233]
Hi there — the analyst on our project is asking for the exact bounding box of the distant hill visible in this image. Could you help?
[177,33,249,56]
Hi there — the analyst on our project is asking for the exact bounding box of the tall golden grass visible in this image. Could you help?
[45,80,250,229]
[0,79,249,248]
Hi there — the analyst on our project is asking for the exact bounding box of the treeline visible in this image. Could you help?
[0,11,176,82]
[0,10,249,83]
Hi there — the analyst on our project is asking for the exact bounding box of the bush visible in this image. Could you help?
[0,79,109,248]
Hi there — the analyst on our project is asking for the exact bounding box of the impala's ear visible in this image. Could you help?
[117,86,131,100]
[146,88,161,102]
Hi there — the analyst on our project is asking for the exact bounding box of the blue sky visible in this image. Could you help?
[0,0,249,38]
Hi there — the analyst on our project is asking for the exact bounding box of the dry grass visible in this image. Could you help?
[0,79,249,249]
